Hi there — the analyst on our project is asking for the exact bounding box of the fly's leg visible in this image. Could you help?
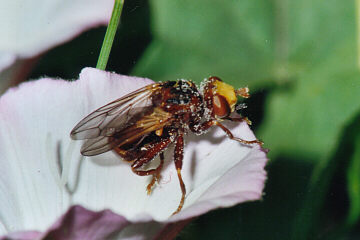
[223,116,252,125]
[190,120,263,147]
[131,138,171,194]
[146,153,164,195]
[214,121,263,146]
[172,133,186,215]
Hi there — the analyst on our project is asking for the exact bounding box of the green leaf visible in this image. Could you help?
[130,1,360,239]
[133,0,357,88]
[132,0,276,88]
[259,0,359,161]
[347,123,360,227]
[291,112,360,240]
[260,66,360,161]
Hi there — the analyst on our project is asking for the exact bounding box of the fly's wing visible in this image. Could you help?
[70,84,160,140]
[70,83,173,156]
[110,107,173,145]
[80,107,174,156]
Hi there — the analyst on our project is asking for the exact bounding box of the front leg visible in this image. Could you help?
[190,120,263,146]
[214,121,263,146]
[223,116,252,125]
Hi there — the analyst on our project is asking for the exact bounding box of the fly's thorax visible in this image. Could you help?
[159,79,204,116]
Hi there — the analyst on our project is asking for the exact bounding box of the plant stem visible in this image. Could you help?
[96,0,124,70]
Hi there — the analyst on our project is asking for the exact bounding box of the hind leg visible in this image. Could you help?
[144,152,164,195]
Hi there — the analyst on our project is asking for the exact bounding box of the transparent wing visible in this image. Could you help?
[79,107,174,156]
[70,83,174,156]
[70,83,161,140]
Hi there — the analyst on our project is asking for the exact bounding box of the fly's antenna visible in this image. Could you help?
[235,87,250,98]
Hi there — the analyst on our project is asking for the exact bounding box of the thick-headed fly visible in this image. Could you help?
[70,76,262,215]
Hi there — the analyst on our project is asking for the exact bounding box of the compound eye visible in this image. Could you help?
[213,94,231,118]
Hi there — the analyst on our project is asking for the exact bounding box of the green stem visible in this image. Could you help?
[96,0,124,70]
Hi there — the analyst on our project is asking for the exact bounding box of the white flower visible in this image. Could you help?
[0,68,268,239]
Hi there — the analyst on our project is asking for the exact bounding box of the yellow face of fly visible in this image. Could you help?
[213,80,237,111]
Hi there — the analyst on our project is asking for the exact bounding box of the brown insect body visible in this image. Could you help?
[70,76,262,215]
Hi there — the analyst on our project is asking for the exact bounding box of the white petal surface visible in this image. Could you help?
[0,68,153,234]
[0,67,267,236]
[0,0,114,58]
[0,53,16,72]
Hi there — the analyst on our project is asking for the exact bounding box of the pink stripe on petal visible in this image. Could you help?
[0,206,131,240]
[40,205,130,240]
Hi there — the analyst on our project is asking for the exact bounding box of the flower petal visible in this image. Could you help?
[0,54,16,72]
[170,124,267,221]
[0,67,268,237]
[40,205,129,240]
[0,0,114,58]
[165,121,267,222]
[0,231,41,240]
[0,68,153,235]
[1,205,161,240]
[0,0,115,93]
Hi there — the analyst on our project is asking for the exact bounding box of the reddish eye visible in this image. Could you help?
[213,94,230,118]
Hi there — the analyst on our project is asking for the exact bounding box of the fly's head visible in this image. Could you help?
[202,76,249,119]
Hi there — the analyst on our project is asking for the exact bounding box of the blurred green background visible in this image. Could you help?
[28,0,360,239]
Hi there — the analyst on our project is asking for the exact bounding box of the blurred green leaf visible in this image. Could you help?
[132,0,360,162]
[260,67,360,161]
[259,1,359,161]
[133,0,356,87]
[292,112,360,240]
[130,1,360,239]
[132,0,276,88]
[257,1,360,238]
[347,123,360,227]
